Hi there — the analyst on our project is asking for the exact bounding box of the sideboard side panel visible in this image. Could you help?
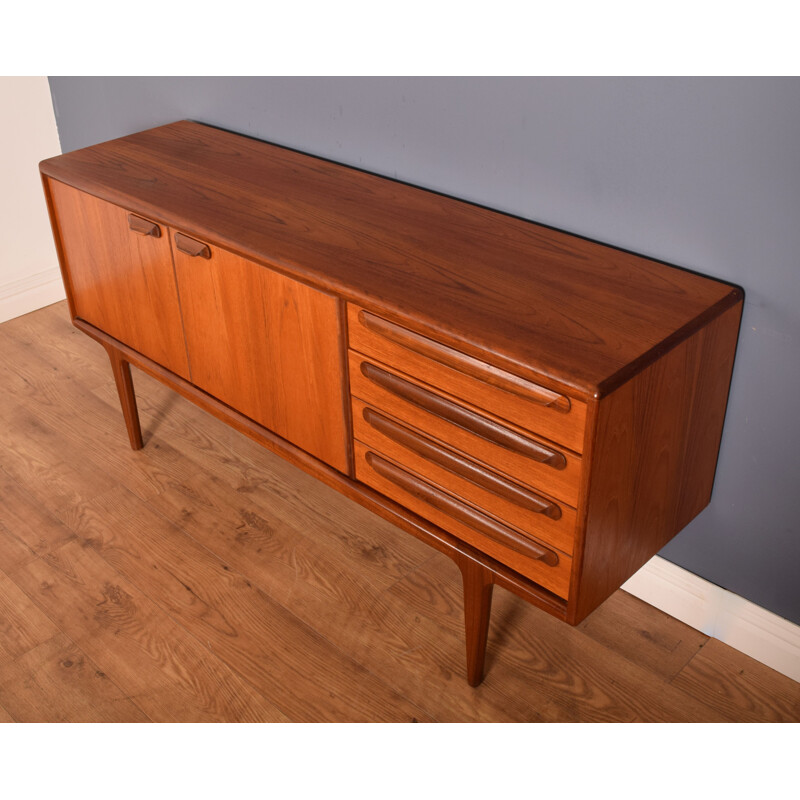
[572,301,743,622]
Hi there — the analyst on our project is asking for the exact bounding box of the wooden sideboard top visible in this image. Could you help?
[40,120,742,397]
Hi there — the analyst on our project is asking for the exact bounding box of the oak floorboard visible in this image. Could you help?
[0,633,151,723]
[576,590,709,681]
[0,471,77,570]
[0,321,80,401]
[53,486,434,723]
[0,519,37,574]
[92,369,435,583]
[137,462,436,624]
[0,567,60,659]
[671,638,800,722]
[0,345,206,504]
[388,560,733,722]
[1,302,109,389]
[0,401,117,518]
[144,474,538,721]
[17,318,432,591]
[92,380,552,720]
[2,302,798,722]
[0,331,435,719]
[9,541,291,723]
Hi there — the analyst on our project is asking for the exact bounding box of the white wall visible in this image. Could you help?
[0,76,64,323]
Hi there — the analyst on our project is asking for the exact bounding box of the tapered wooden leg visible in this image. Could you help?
[459,557,495,687]
[104,344,143,450]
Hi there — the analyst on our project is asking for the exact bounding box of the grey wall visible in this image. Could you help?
[47,77,800,624]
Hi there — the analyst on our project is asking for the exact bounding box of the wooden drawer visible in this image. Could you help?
[355,441,572,599]
[348,350,582,506]
[353,398,576,555]
[348,304,587,453]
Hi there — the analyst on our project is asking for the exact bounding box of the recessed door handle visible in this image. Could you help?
[359,309,570,412]
[175,232,211,259]
[360,361,568,470]
[128,214,161,238]
[362,407,562,519]
[365,451,559,566]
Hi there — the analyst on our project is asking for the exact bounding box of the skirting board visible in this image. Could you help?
[0,266,66,324]
[623,556,800,683]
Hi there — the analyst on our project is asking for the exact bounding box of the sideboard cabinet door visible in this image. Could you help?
[46,180,191,379]
[172,235,350,473]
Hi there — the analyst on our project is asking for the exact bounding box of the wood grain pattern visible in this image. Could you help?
[355,442,572,598]
[39,120,742,396]
[45,178,190,379]
[95,376,433,593]
[0,397,118,516]
[357,308,572,410]
[68,316,570,626]
[0,337,201,506]
[349,304,586,451]
[0,471,76,570]
[360,360,567,468]
[0,568,60,659]
[350,351,582,506]
[104,344,143,450]
[670,638,800,722]
[59,485,433,722]
[0,302,791,721]
[1,301,111,392]
[362,407,562,518]
[0,633,150,723]
[354,399,576,555]
[389,560,730,722]
[365,451,559,566]
[571,303,744,623]
[577,591,707,681]
[38,121,745,684]
[458,559,494,687]
[172,237,349,472]
[0,520,36,574]
[10,541,291,723]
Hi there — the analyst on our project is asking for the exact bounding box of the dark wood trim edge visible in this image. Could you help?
[596,288,745,398]
[338,297,356,478]
[40,175,78,321]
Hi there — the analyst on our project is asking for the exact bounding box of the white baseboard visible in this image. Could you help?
[0,266,66,324]
[623,556,800,682]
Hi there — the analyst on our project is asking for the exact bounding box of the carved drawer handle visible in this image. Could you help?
[359,310,570,412]
[363,407,562,520]
[365,451,559,566]
[127,214,161,238]
[175,232,211,259]
[360,362,567,470]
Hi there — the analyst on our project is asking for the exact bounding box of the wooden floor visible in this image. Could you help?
[0,301,798,723]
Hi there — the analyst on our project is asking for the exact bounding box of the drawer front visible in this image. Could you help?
[355,442,571,599]
[353,398,575,555]
[348,304,587,453]
[349,351,581,506]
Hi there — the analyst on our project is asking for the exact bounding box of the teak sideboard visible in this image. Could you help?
[40,121,743,686]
